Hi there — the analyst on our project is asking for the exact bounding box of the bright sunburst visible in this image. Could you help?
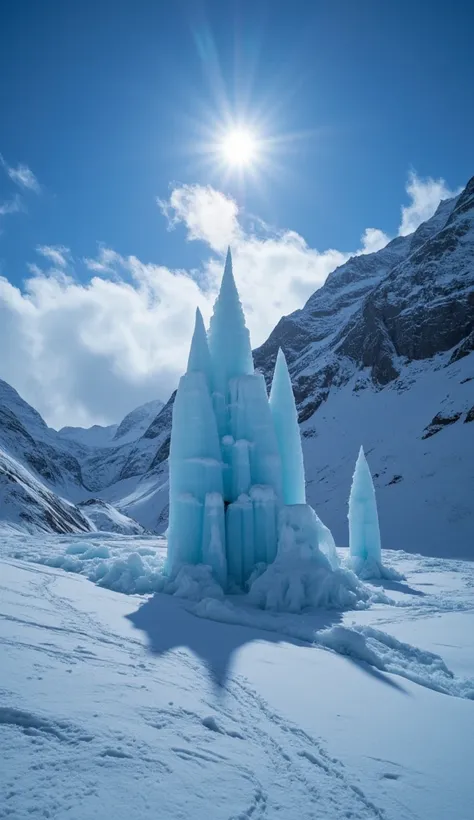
[220,128,258,167]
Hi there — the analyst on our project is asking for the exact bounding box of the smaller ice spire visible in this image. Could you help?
[269,348,306,505]
[348,446,382,564]
[208,248,254,397]
[187,308,212,386]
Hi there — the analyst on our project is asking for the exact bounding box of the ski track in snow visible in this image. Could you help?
[1,558,387,820]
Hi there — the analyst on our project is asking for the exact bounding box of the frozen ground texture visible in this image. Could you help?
[1,534,474,819]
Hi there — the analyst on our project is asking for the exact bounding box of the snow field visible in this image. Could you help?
[3,532,474,703]
[1,545,474,819]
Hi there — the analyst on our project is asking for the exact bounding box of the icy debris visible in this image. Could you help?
[249,505,370,612]
[316,624,474,700]
[191,598,474,701]
[38,539,166,595]
[347,555,405,582]
[164,564,224,601]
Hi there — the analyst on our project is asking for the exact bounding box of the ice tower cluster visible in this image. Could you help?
[166,249,307,589]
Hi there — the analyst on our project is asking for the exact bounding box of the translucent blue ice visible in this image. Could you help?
[208,248,254,433]
[269,348,306,505]
[187,307,213,389]
[166,311,223,575]
[228,374,282,500]
[348,446,382,564]
[201,493,227,587]
[167,251,331,591]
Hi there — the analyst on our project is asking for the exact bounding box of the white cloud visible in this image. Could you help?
[399,171,461,236]
[36,245,69,268]
[0,172,460,428]
[1,154,40,193]
[359,227,391,254]
[83,245,122,274]
[0,255,208,429]
[158,184,240,253]
[0,194,22,217]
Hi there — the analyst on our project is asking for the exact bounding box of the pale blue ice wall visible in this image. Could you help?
[269,348,306,505]
[348,446,382,563]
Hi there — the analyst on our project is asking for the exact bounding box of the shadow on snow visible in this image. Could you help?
[126,592,408,694]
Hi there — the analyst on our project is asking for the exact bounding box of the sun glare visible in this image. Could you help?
[220,128,257,167]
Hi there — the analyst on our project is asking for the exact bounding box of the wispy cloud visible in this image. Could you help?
[0,194,23,217]
[36,245,69,268]
[1,153,40,193]
[83,245,122,274]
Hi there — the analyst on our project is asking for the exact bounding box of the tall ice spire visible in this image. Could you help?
[208,248,254,399]
[187,307,212,387]
[269,348,306,505]
[348,446,382,565]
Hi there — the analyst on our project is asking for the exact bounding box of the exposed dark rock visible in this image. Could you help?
[142,392,175,439]
[464,406,474,423]
[431,412,462,426]
[149,435,171,471]
[422,411,462,439]
[449,328,474,364]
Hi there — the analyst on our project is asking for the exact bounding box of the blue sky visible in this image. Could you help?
[0,0,473,428]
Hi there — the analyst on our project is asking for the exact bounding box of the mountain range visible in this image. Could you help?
[0,175,473,556]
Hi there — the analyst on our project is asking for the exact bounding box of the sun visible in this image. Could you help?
[220,128,258,167]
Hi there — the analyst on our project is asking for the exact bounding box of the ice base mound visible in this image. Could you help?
[346,555,405,582]
[248,504,371,612]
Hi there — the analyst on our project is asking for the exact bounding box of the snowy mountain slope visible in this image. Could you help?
[112,398,164,444]
[57,398,164,449]
[251,176,474,556]
[100,467,169,534]
[58,423,118,448]
[253,186,467,415]
[0,447,93,534]
[77,498,146,534]
[76,395,173,507]
[302,352,474,558]
[0,380,89,498]
[0,381,167,533]
[1,542,474,819]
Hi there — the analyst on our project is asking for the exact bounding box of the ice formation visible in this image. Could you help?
[249,504,364,612]
[348,446,403,581]
[269,348,306,506]
[166,248,350,595]
[349,446,381,564]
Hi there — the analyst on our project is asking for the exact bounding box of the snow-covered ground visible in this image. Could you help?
[1,534,474,819]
